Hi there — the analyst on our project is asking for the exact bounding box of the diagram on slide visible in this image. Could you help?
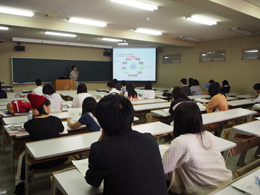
[113,48,156,81]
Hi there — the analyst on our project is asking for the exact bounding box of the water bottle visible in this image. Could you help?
[28,110,33,120]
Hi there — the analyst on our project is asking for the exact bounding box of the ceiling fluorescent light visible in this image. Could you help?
[44,31,77,37]
[0,26,9,30]
[134,28,162,36]
[101,38,123,42]
[178,36,201,42]
[111,0,158,11]
[12,37,112,49]
[0,7,34,17]
[12,37,42,43]
[68,17,107,27]
[186,16,217,26]
[231,27,254,35]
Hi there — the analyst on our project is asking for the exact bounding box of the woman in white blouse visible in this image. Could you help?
[71,83,92,108]
[142,81,155,99]
[162,102,232,195]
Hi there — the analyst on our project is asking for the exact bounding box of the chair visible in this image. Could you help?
[235,158,260,178]
[222,128,256,141]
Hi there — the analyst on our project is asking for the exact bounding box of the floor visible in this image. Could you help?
[0,131,259,195]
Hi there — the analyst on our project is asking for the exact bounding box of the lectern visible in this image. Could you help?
[53,79,74,90]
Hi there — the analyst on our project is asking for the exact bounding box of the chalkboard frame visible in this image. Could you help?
[11,57,112,84]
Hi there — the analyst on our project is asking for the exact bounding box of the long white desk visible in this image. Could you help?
[202,108,257,126]
[188,94,210,100]
[236,94,254,99]
[51,136,236,195]
[227,99,254,108]
[131,99,167,105]
[194,96,237,103]
[23,121,175,194]
[211,167,260,195]
[232,120,260,137]
[52,168,103,195]
[133,102,171,112]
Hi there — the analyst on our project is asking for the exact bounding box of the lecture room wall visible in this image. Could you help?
[155,34,260,94]
[0,34,259,93]
[0,40,111,91]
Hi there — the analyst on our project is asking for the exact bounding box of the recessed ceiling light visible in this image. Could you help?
[178,36,201,42]
[0,6,34,17]
[111,0,158,11]
[0,26,9,30]
[68,17,107,27]
[101,38,123,42]
[186,16,217,26]
[134,28,162,36]
[231,27,254,35]
[44,31,77,37]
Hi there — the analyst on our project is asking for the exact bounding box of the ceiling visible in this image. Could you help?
[0,0,259,48]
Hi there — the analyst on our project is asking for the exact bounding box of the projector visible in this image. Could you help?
[117,40,128,46]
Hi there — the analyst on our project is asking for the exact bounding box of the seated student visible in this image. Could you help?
[124,83,140,101]
[15,94,67,195]
[0,82,7,98]
[190,79,203,95]
[43,84,63,112]
[205,79,215,94]
[121,80,127,95]
[85,94,168,195]
[188,77,193,88]
[162,102,232,195]
[107,81,120,94]
[71,83,92,108]
[67,97,100,132]
[221,80,230,94]
[142,81,155,99]
[205,82,228,113]
[32,79,43,95]
[113,78,121,91]
[169,86,190,115]
[180,78,191,96]
[252,83,260,103]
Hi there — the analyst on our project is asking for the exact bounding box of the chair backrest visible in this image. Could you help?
[235,158,260,178]
[229,140,251,157]
[249,137,260,148]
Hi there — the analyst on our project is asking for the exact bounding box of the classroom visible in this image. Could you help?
[1,0,260,195]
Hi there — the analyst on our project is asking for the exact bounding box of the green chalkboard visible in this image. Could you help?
[11,57,112,83]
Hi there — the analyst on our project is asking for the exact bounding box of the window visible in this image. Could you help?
[242,48,260,60]
[162,54,181,64]
[200,50,226,62]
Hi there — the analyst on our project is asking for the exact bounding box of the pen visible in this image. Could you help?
[255,176,260,187]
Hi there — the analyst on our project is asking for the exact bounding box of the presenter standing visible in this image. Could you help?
[70,65,79,89]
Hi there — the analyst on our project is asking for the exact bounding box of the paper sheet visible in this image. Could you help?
[72,159,89,177]
[68,108,82,123]
[231,169,260,195]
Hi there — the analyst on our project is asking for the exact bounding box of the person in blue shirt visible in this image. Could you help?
[67,97,100,132]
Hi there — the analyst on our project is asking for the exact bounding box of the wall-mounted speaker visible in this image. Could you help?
[15,45,25,51]
[103,51,111,56]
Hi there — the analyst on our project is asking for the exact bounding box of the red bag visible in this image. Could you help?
[9,100,32,113]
